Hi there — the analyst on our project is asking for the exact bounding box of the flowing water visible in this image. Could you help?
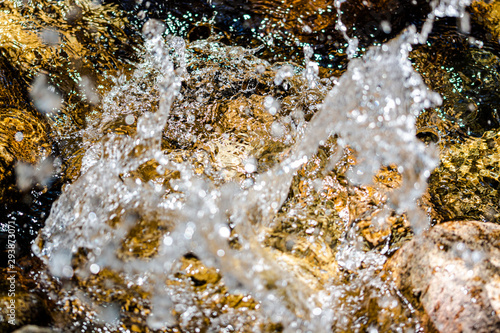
[1,0,487,331]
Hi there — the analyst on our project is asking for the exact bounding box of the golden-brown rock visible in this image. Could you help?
[0,0,137,199]
[412,31,500,143]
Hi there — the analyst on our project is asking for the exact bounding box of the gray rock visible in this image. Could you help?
[386,221,500,332]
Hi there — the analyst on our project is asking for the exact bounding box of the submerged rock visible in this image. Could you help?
[427,130,500,223]
[13,326,58,333]
[0,0,138,192]
[0,108,53,200]
[0,52,53,202]
[412,27,500,143]
[115,0,434,67]
[0,267,52,331]
[470,0,500,43]
[31,36,333,331]
[386,221,500,332]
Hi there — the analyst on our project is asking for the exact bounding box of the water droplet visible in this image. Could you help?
[381,21,392,34]
[218,226,230,238]
[125,114,135,125]
[30,75,62,113]
[39,27,61,46]
[270,121,286,138]
[90,264,100,274]
[14,132,23,142]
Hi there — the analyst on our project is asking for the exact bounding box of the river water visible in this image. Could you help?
[1,0,484,331]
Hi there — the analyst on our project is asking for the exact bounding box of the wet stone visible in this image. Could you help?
[412,27,500,143]
[31,34,333,331]
[469,0,500,43]
[0,108,52,200]
[0,267,52,331]
[0,0,140,189]
[427,130,500,223]
[386,221,500,332]
[121,0,434,67]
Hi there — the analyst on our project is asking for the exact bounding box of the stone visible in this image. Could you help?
[470,0,500,43]
[386,221,500,332]
[0,107,52,200]
[0,267,52,331]
[114,0,434,67]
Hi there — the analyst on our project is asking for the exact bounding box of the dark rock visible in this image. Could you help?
[110,0,433,67]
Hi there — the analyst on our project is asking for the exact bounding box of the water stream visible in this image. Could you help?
[27,0,474,331]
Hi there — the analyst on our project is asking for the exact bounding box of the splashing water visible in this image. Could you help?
[32,0,471,331]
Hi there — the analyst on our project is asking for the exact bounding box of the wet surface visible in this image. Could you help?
[1,0,500,332]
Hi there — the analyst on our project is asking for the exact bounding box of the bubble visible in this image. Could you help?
[142,19,166,39]
[49,250,73,278]
[459,12,471,33]
[62,266,74,278]
[15,159,54,191]
[218,226,230,238]
[244,158,258,173]
[39,27,61,46]
[184,222,195,240]
[274,64,294,86]
[97,303,120,325]
[78,76,100,105]
[302,25,313,34]
[241,178,254,189]
[163,236,173,246]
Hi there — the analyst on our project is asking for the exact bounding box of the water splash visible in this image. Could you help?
[33,0,472,330]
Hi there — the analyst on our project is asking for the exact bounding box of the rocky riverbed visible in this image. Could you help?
[1,0,500,332]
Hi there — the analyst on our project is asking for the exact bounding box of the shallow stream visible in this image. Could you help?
[1,0,500,332]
